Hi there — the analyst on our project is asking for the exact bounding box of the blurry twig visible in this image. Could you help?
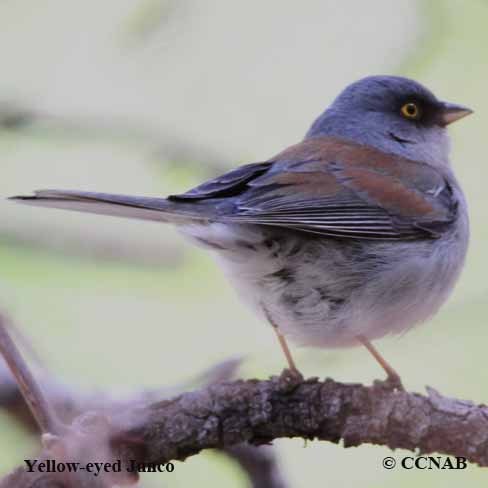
[0,103,35,129]
[0,231,184,269]
[0,102,229,175]
[1,101,227,266]
[4,356,488,487]
[0,351,243,435]
[8,314,488,484]
[0,316,60,435]
[0,316,289,487]
[223,445,288,488]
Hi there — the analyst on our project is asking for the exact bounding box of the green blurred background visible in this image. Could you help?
[0,0,487,486]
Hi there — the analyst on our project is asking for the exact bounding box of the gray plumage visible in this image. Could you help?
[11,76,471,349]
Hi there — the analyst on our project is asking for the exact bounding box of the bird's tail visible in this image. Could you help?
[10,190,213,224]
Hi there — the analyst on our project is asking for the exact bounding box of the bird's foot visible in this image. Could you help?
[374,373,405,391]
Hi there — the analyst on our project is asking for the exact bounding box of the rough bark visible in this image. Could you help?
[2,370,488,487]
[112,371,488,465]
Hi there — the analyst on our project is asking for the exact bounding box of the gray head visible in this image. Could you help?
[306,75,472,167]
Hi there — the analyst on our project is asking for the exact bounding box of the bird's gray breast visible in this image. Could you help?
[181,213,468,348]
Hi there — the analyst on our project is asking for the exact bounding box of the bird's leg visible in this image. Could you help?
[356,335,403,390]
[271,323,299,373]
[263,307,299,373]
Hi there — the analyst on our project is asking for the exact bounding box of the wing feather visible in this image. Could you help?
[170,137,457,240]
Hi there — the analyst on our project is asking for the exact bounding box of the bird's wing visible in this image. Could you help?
[170,137,457,239]
[169,161,272,200]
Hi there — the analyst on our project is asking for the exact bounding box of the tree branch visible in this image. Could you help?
[2,370,488,487]
[0,317,288,487]
[0,320,61,435]
[223,445,289,488]
[2,305,488,488]
[110,371,488,466]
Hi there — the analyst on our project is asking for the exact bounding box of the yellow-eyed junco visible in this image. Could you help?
[11,76,472,386]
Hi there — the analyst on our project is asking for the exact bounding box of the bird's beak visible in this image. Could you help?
[440,102,473,126]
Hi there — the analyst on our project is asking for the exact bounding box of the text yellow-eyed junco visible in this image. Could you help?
[12,76,472,386]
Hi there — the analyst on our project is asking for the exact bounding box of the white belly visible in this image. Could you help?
[179,219,468,348]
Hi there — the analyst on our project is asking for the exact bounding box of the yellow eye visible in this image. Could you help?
[401,102,421,119]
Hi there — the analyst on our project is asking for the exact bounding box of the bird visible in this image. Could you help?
[11,76,472,387]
